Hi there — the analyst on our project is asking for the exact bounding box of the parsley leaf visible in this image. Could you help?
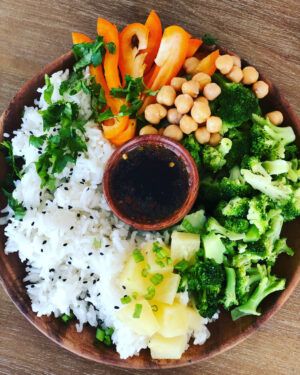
[29,135,47,148]
[97,108,114,122]
[106,42,116,54]
[44,74,54,105]
[2,189,26,220]
[202,33,218,46]
[0,140,22,179]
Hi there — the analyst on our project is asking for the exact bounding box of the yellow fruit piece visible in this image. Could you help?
[155,303,189,337]
[149,333,189,359]
[171,231,200,262]
[117,299,160,336]
[154,273,181,305]
[187,307,205,331]
[143,242,173,274]
[119,256,149,295]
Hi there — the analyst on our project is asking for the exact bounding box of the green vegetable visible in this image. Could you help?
[95,326,114,346]
[202,33,217,45]
[225,126,250,168]
[177,209,206,234]
[202,138,232,172]
[181,134,202,167]
[219,197,249,218]
[150,273,164,286]
[223,267,238,309]
[2,189,26,220]
[132,248,144,263]
[44,74,54,104]
[29,135,47,148]
[61,311,74,323]
[202,232,225,264]
[121,295,132,304]
[133,303,143,318]
[144,286,156,300]
[0,140,22,179]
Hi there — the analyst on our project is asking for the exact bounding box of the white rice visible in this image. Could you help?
[2,68,211,359]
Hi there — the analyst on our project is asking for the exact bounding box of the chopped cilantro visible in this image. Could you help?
[29,135,47,148]
[2,189,26,220]
[44,74,54,105]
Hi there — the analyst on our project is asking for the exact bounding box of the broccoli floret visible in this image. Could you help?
[221,197,249,218]
[235,264,266,304]
[285,144,299,160]
[231,274,286,320]
[206,217,246,241]
[202,232,226,264]
[177,209,207,234]
[223,267,238,309]
[222,217,250,233]
[251,114,296,160]
[224,127,251,168]
[222,238,238,256]
[280,187,300,221]
[247,194,272,234]
[202,138,232,172]
[182,134,202,167]
[286,159,300,182]
[211,73,261,128]
[262,160,290,175]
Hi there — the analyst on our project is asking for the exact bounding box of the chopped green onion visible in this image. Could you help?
[132,248,144,263]
[151,304,158,312]
[174,259,190,272]
[133,303,143,318]
[132,292,138,300]
[144,286,156,300]
[141,268,149,277]
[93,238,102,249]
[95,328,105,342]
[121,295,131,304]
[150,273,164,286]
[61,311,74,323]
[155,260,165,268]
[95,326,114,346]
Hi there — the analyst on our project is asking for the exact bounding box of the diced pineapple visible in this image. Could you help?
[119,256,149,295]
[117,299,159,336]
[155,303,189,337]
[171,231,200,262]
[154,273,180,305]
[143,242,173,274]
[187,307,205,331]
[149,333,189,359]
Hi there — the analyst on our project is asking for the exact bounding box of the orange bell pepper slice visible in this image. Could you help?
[103,117,129,140]
[72,32,92,44]
[119,23,149,84]
[186,38,203,58]
[110,119,137,146]
[141,25,190,111]
[196,49,220,76]
[144,10,163,73]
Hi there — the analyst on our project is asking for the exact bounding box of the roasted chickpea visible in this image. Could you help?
[232,55,241,68]
[179,115,198,134]
[163,124,184,141]
[192,72,211,90]
[252,80,269,99]
[242,66,259,85]
[170,77,187,91]
[195,96,209,105]
[203,83,221,101]
[167,108,182,124]
[195,127,211,144]
[191,102,211,124]
[139,125,158,135]
[266,111,283,126]
[183,57,199,74]
[206,116,222,133]
[156,85,176,106]
[209,132,222,146]
[181,80,200,98]
[226,66,243,83]
[144,103,167,124]
[215,54,234,75]
[174,94,194,114]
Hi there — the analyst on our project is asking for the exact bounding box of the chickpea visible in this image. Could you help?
[179,115,198,134]
[203,83,221,101]
[252,80,269,99]
[226,66,243,83]
[266,111,283,126]
[195,96,209,105]
[144,103,167,124]
[232,55,241,68]
[195,127,211,144]
[167,108,182,124]
[175,94,194,114]
[192,72,211,90]
[171,77,187,91]
[183,56,200,74]
[181,80,200,98]
[206,116,222,133]
[209,132,222,146]
[215,54,234,75]
[191,102,211,124]
[242,66,259,85]
[139,125,158,135]
[156,85,176,106]
[163,124,184,141]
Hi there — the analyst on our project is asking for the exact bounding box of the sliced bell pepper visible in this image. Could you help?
[119,23,149,84]
[110,119,137,146]
[186,38,203,58]
[102,116,129,140]
[141,25,190,111]
[196,49,220,76]
[144,10,163,73]
[72,32,92,44]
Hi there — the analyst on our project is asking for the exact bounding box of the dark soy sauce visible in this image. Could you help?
[109,145,189,224]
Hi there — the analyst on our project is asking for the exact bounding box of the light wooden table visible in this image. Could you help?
[0,1,300,374]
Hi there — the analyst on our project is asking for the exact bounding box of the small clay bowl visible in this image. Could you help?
[103,135,199,231]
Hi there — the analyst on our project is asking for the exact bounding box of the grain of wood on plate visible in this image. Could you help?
[0,0,299,374]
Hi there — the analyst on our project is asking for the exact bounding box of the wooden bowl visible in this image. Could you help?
[102,134,199,231]
[0,48,300,369]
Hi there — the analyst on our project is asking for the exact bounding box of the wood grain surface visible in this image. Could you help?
[0,0,299,374]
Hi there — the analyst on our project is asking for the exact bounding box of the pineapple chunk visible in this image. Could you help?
[155,303,189,337]
[149,333,189,359]
[143,242,173,274]
[171,231,200,262]
[117,299,159,336]
[119,256,149,295]
[187,307,205,331]
[154,273,180,305]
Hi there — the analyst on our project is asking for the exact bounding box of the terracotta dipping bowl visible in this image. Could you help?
[103,135,199,231]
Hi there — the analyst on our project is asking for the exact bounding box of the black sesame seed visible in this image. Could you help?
[42,240,47,245]
[39,192,42,197]
[59,276,62,279]
[68,205,73,210]
[64,187,68,191]
[87,266,90,269]
[58,206,63,209]
[63,278,67,282]
[97,278,100,282]
[30,207,33,210]
[100,252,104,256]
[114,306,120,310]
[105,245,109,248]
[122,285,126,290]
[67,261,71,265]
[79,277,82,281]
[90,273,94,277]
[83,281,88,284]
[88,252,92,256]
[40,249,43,253]
[49,268,55,272]
[8,219,12,224]
[31,222,35,226]
[80,181,84,185]
[89,216,93,220]
[42,211,46,214]
[97,293,101,296]
[31,285,35,288]
[77,213,80,218]
[70,226,74,230]
[63,243,68,247]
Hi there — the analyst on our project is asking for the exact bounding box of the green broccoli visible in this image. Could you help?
[235,265,265,304]
[280,186,300,221]
[221,197,249,218]
[206,217,246,241]
[251,114,295,160]
[262,160,290,175]
[182,134,202,167]
[211,73,261,128]
[225,127,251,168]
[202,138,232,172]
[177,209,206,234]
[286,159,300,182]
[247,194,272,234]
[223,267,238,309]
[202,232,226,264]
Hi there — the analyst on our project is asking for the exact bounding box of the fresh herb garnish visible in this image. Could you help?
[132,248,144,263]
[61,311,74,323]
[44,74,54,105]
[0,140,22,179]
[150,273,164,286]
[2,189,26,220]
[95,326,114,346]
[29,135,47,148]
[120,295,131,304]
[203,33,218,45]
[144,286,156,300]
[133,303,143,318]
